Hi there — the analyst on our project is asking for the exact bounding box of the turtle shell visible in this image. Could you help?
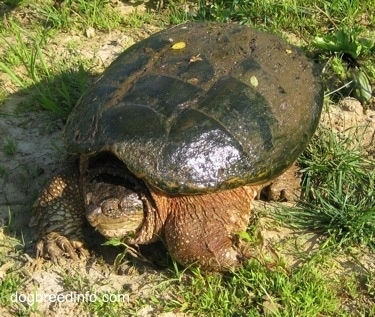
[64,22,323,194]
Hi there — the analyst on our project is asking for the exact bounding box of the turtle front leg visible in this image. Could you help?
[160,185,259,271]
[31,162,89,263]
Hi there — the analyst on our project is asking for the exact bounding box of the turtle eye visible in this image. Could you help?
[101,198,121,216]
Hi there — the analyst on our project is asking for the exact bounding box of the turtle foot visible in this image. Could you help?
[162,185,259,271]
[259,162,301,202]
[36,231,89,264]
[31,161,88,264]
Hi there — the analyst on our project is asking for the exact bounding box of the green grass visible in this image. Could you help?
[29,0,123,32]
[0,20,91,117]
[0,225,26,313]
[196,0,375,34]
[160,257,341,316]
[0,272,24,307]
[272,123,375,252]
[122,9,155,28]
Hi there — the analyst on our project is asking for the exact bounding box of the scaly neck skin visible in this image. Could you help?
[131,185,259,271]
[128,188,167,244]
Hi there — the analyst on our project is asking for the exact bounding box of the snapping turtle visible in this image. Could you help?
[33,22,323,270]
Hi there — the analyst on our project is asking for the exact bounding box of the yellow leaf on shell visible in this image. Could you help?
[250,75,258,87]
[171,42,186,50]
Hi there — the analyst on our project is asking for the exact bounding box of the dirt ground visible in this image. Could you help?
[1,9,375,315]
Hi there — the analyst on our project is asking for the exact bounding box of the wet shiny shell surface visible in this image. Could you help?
[64,22,323,194]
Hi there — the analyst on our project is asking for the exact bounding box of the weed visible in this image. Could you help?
[0,20,51,85]
[102,238,153,272]
[313,27,374,59]
[314,26,374,104]
[275,125,375,251]
[0,272,24,307]
[1,21,90,117]
[2,138,17,156]
[33,64,90,117]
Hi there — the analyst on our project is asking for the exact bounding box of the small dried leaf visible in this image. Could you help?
[187,77,199,84]
[250,75,258,87]
[171,42,186,50]
[85,27,95,38]
[0,262,13,280]
[286,49,292,54]
[189,54,203,63]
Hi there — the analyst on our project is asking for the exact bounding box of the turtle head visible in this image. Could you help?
[81,153,147,239]
[85,181,144,239]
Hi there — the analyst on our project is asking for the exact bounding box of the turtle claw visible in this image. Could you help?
[36,232,89,264]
